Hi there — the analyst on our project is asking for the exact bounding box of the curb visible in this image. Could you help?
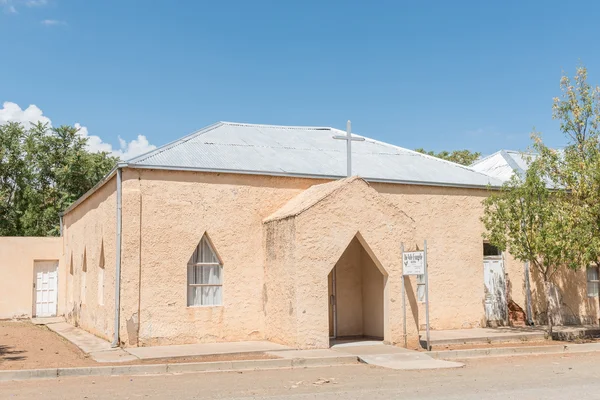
[0,356,358,382]
[430,342,600,360]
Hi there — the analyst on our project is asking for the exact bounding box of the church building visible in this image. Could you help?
[60,122,598,349]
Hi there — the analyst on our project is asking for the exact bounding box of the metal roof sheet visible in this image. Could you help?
[470,150,537,182]
[127,122,503,188]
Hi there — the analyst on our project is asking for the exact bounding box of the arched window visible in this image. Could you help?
[187,235,223,306]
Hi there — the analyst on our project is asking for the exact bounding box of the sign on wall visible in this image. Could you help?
[402,251,425,275]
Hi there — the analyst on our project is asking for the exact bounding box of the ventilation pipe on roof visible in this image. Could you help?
[112,165,124,347]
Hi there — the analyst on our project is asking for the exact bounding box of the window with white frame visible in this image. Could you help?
[417,274,425,302]
[587,266,599,297]
[187,235,223,306]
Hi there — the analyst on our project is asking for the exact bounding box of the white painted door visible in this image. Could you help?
[483,258,507,324]
[34,260,58,317]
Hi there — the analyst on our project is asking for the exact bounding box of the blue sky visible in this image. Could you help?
[1,0,599,157]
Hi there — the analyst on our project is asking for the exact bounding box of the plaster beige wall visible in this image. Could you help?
[0,237,63,319]
[334,237,364,337]
[62,176,117,341]
[503,250,530,323]
[330,237,384,338]
[362,247,384,338]
[265,178,417,348]
[530,266,599,325]
[120,169,318,346]
[372,183,491,331]
[263,218,298,346]
[61,167,599,349]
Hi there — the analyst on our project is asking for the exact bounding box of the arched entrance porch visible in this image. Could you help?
[328,234,387,345]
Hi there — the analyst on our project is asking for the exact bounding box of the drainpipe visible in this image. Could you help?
[112,166,124,347]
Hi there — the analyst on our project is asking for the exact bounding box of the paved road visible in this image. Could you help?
[2,352,600,399]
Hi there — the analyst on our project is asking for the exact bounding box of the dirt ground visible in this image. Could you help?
[0,320,277,370]
[0,320,95,370]
[132,352,277,365]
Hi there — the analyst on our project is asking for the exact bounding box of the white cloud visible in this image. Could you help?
[2,0,47,13]
[74,123,157,160]
[0,101,156,160]
[1,0,17,13]
[0,101,51,126]
[41,19,66,26]
[26,0,47,6]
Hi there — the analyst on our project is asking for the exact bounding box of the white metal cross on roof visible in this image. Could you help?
[333,120,365,177]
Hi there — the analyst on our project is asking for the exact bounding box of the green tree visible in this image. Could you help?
[482,159,585,333]
[482,66,600,333]
[538,66,600,267]
[415,148,481,166]
[0,122,117,237]
[0,122,30,235]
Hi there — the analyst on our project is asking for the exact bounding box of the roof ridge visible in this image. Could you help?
[471,149,536,167]
[220,121,333,130]
[470,150,503,167]
[362,136,500,181]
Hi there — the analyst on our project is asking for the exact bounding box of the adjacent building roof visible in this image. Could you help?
[127,122,502,188]
[470,150,537,183]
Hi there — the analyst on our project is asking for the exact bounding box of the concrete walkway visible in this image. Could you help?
[125,341,291,360]
[45,322,137,363]
[326,341,463,370]
[41,321,458,370]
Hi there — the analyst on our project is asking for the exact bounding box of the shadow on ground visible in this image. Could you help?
[0,345,26,364]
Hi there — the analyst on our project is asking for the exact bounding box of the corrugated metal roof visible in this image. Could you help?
[127,122,503,188]
[470,150,537,182]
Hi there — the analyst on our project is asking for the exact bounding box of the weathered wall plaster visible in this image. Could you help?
[362,246,384,338]
[334,237,364,337]
[264,177,417,348]
[62,175,117,341]
[123,169,318,346]
[60,168,600,348]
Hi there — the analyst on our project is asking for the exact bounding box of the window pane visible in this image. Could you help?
[587,267,599,281]
[187,236,223,306]
[188,265,199,285]
[201,286,222,306]
[200,238,219,263]
[483,243,501,256]
[188,285,201,306]
[201,265,222,285]
[588,282,599,297]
